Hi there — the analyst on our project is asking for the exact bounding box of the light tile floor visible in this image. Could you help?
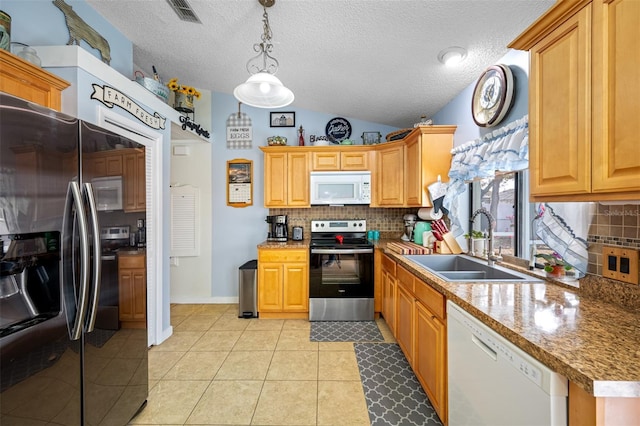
[130,304,396,425]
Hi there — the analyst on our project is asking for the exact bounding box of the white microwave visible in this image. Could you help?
[309,171,371,205]
[91,176,123,211]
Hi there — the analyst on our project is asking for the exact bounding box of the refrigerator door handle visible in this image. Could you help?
[69,181,91,341]
[84,182,101,332]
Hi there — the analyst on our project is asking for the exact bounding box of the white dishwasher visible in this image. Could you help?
[447,301,568,426]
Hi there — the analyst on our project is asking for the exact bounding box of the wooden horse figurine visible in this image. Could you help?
[52,0,111,65]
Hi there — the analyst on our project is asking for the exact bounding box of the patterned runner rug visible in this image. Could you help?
[354,343,443,426]
[309,321,384,342]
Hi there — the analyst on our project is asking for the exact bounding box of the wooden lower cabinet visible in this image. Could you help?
[396,281,414,365]
[380,254,397,334]
[415,300,447,423]
[257,248,309,319]
[118,253,146,328]
[387,258,448,424]
[569,381,640,426]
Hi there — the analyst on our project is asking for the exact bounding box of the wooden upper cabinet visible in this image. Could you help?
[311,149,369,171]
[374,142,405,207]
[84,151,123,180]
[510,0,640,201]
[529,4,592,197]
[0,49,70,111]
[287,152,310,206]
[312,152,340,170]
[591,0,640,194]
[263,151,288,207]
[404,126,455,207]
[123,149,146,212]
[261,149,310,208]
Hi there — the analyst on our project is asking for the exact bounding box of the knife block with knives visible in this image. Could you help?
[431,219,463,254]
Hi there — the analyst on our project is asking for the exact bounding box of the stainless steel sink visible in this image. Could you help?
[403,254,542,283]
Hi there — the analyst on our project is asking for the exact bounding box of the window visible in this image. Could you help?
[469,172,517,256]
[469,171,552,262]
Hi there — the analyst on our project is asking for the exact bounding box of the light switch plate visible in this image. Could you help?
[602,246,639,285]
[618,248,639,285]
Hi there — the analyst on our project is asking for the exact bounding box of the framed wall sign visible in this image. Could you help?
[270,111,295,127]
[227,159,253,207]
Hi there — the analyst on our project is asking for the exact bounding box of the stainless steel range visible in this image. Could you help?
[309,219,374,321]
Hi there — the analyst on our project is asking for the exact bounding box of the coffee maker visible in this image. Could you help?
[266,215,288,242]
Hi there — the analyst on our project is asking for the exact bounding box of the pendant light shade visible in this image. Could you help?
[234,72,294,109]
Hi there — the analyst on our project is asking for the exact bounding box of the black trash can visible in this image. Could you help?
[238,259,258,318]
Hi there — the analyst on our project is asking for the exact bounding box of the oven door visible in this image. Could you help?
[309,247,374,298]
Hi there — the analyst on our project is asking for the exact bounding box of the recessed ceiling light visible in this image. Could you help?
[438,46,468,66]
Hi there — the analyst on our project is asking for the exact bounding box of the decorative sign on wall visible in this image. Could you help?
[179,115,210,139]
[227,159,253,207]
[325,117,352,143]
[91,84,166,130]
[53,0,111,64]
[226,111,253,149]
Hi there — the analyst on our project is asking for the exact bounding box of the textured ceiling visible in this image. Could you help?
[86,0,554,128]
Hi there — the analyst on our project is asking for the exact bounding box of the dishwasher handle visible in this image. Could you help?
[472,333,497,361]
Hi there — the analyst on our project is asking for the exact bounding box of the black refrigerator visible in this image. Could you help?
[0,92,148,425]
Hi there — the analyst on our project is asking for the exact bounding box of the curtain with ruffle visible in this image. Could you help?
[443,115,529,236]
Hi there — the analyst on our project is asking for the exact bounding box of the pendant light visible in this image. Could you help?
[233,0,294,108]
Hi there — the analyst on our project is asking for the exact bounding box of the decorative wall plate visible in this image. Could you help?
[325,117,352,143]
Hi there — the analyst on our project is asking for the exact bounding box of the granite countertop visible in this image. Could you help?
[257,240,310,249]
[384,248,640,399]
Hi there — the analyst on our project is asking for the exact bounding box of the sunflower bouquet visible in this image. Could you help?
[167,78,201,111]
[167,78,201,99]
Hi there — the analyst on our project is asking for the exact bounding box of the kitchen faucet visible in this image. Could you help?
[470,208,502,266]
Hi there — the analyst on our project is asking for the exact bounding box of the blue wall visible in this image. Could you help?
[1,0,132,76]
[209,93,398,298]
[432,49,530,148]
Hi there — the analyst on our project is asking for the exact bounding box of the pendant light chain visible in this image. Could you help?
[246,4,279,75]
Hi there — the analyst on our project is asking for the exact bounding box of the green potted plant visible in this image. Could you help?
[464,230,486,254]
[535,252,573,277]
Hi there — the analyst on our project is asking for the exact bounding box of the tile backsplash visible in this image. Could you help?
[272,204,640,277]
[269,206,416,238]
[587,204,640,276]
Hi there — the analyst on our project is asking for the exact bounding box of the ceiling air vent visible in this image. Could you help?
[166,0,201,23]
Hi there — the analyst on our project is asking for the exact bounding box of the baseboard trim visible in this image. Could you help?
[169,296,239,304]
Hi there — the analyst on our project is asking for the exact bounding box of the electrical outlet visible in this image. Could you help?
[601,246,639,285]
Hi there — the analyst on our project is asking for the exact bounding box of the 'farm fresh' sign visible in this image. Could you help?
[91,84,166,130]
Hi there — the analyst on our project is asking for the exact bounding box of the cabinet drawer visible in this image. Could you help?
[118,254,146,269]
[259,249,308,263]
[415,279,445,320]
[381,254,396,275]
[396,265,415,293]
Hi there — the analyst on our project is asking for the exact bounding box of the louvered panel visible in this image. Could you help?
[170,185,200,257]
